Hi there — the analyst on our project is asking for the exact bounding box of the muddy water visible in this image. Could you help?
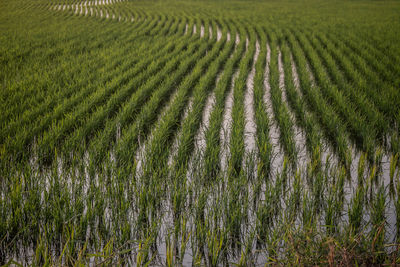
[217,27,222,42]
[50,0,126,14]
[264,44,284,179]
[193,24,197,35]
[195,92,216,152]
[277,50,307,169]
[219,33,243,172]
[290,54,302,97]
[243,40,260,157]
[200,24,205,38]
[220,70,239,173]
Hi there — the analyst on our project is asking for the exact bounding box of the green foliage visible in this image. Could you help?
[1,0,400,265]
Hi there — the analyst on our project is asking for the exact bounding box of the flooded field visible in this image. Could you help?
[1,0,400,265]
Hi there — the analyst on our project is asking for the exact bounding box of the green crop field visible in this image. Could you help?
[1,0,400,265]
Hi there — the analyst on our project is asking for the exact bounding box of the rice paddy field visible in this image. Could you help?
[1,0,400,265]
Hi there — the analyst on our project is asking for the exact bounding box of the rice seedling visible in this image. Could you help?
[1,0,399,265]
